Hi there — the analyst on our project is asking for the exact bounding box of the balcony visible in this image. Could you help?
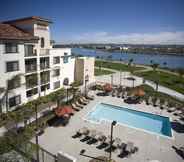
[25,45,37,57]
[40,71,50,85]
[40,49,50,56]
[25,59,37,73]
[25,74,38,89]
[40,57,50,70]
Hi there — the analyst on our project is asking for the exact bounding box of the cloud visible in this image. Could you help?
[66,31,184,44]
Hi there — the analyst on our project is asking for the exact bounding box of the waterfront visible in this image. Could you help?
[72,48,184,69]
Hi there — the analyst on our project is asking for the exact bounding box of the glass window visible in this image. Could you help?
[9,95,21,107]
[8,76,21,90]
[53,56,60,64]
[26,88,38,97]
[54,81,60,89]
[53,69,60,77]
[40,37,45,48]
[63,56,68,63]
[5,43,18,53]
[6,61,19,72]
[25,45,35,56]
[41,84,50,92]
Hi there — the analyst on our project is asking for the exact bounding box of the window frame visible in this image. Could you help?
[9,95,21,108]
[5,43,18,54]
[6,61,19,72]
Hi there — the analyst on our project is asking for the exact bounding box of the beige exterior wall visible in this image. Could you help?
[74,57,95,85]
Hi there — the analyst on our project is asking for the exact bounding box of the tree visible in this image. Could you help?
[151,63,159,72]
[0,74,23,113]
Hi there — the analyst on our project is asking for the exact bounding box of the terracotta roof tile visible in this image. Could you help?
[0,23,39,41]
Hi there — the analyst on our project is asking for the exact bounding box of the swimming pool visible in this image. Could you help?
[86,103,172,137]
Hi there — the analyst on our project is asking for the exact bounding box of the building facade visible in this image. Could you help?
[0,17,78,113]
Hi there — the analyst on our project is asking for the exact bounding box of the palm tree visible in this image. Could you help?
[151,63,159,72]
[0,74,23,113]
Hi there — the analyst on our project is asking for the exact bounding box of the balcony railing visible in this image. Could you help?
[40,63,50,70]
[40,49,50,56]
[25,65,37,73]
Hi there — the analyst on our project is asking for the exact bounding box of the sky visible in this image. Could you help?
[0,0,184,44]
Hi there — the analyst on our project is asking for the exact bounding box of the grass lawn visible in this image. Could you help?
[95,60,145,72]
[136,70,184,95]
[95,68,114,76]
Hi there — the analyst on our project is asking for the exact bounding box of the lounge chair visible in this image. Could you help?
[81,96,90,103]
[86,131,101,145]
[154,98,160,107]
[105,137,122,152]
[79,98,88,105]
[148,96,153,105]
[75,101,84,108]
[167,107,176,113]
[161,101,168,110]
[125,142,138,154]
[72,127,89,138]
[96,135,109,149]
[86,94,94,100]
[117,91,122,98]
[112,89,116,97]
[71,103,81,111]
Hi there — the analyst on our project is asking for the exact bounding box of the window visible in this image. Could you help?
[40,71,50,84]
[40,37,45,48]
[54,81,60,89]
[25,74,38,89]
[41,84,50,92]
[53,69,60,77]
[26,88,38,97]
[9,95,21,107]
[53,56,60,64]
[6,61,19,72]
[5,43,18,53]
[8,76,21,90]
[25,45,35,56]
[63,57,68,63]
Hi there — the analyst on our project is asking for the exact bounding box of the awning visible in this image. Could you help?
[103,83,112,92]
[55,105,74,117]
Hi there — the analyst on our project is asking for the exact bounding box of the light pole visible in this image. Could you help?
[84,75,89,97]
[109,120,117,161]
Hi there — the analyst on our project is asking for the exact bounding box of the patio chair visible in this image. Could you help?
[118,143,129,158]
[161,100,168,110]
[148,96,153,105]
[71,103,81,111]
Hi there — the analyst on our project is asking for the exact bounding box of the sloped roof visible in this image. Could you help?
[3,16,52,24]
[0,23,38,41]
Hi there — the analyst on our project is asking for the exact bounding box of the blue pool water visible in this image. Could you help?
[87,103,172,137]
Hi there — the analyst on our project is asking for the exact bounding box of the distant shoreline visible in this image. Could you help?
[82,48,184,57]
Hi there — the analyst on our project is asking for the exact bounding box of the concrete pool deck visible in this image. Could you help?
[32,94,184,162]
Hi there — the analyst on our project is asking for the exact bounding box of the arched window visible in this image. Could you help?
[40,37,45,48]
[63,78,69,86]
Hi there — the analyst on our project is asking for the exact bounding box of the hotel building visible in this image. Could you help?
[0,16,94,113]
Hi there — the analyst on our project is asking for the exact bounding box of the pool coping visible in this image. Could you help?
[83,102,174,140]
